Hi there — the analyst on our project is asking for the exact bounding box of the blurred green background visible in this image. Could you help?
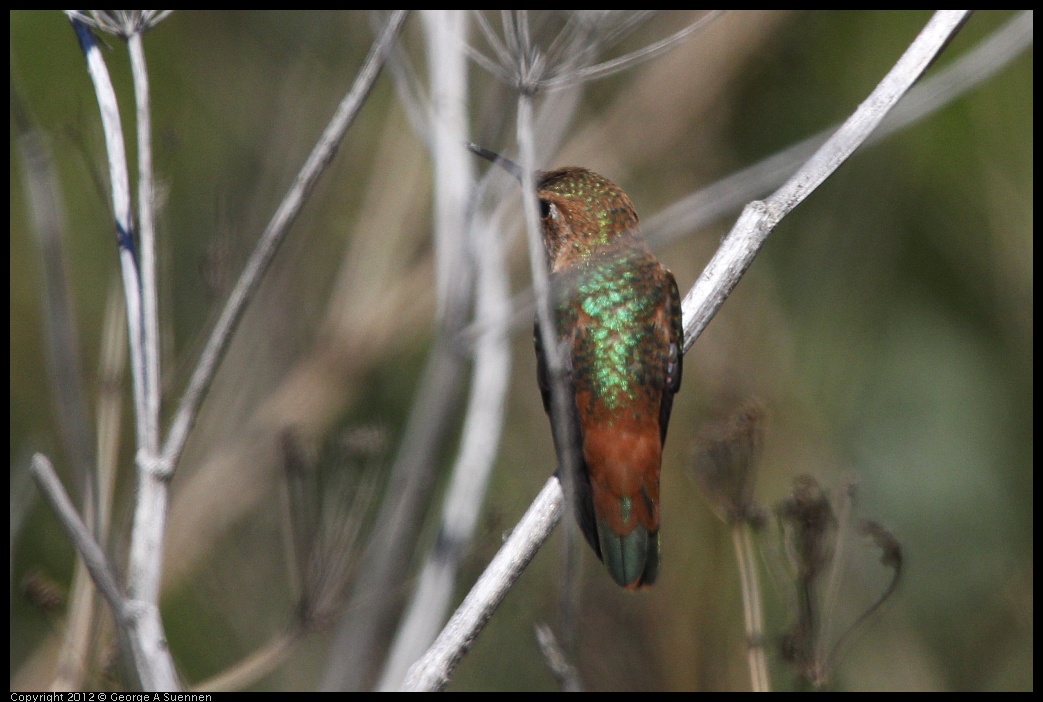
[10,11,1032,691]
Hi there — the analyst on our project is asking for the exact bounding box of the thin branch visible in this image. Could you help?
[378,10,514,690]
[402,476,564,691]
[646,10,1033,253]
[161,9,411,477]
[128,32,161,456]
[680,10,972,352]
[29,454,126,627]
[66,13,149,463]
[119,27,166,653]
[516,74,588,656]
[733,523,770,692]
[66,14,180,691]
[542,10,724,89]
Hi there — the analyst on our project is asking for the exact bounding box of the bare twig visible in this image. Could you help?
[65,14,179,691]
[128,32,161,457]
[402,476,564,691]
[162,9,411,475]
[645,10,1032,253]
[679,10,972,350]
[119,33,166,674]
[541,10,723,89]
[29,454,127,638]
[67,15,150,457]
[534,623,584,691]
[733,523,770,692]
[378,10,516,690]
[54,11,411,691]
[516,73,590,657]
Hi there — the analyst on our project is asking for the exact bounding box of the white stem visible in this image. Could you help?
[129,32,161,455]
[402,477,565,691]
[680,10,973,351]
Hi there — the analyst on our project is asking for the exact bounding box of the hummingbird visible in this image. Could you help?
[469,145,683,589]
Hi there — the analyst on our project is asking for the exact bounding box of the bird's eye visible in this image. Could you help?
[539,199,551,219]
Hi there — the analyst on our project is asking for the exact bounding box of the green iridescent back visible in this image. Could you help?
[553,244,672,420]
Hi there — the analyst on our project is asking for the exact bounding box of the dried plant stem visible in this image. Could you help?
[646,10,1033,252]
[67,15,178,690]
[516,84,589,655]
[680,10,972,350]
[30,456,124,626]
[733,523,770,692]
[378,11,502,689]
[30,453,174,689]
[68,19,149,450]
[128,31,161,456]
[402,477,565,691]
[161,9,410,474]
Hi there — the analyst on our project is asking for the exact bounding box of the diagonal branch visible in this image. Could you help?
[161,10,411,476]
[402,477,564,691]
[30,454,126,624]
[680,10,972,350]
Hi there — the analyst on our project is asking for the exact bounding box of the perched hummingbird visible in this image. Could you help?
[469,145,683,589]
[533,166,683,590]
